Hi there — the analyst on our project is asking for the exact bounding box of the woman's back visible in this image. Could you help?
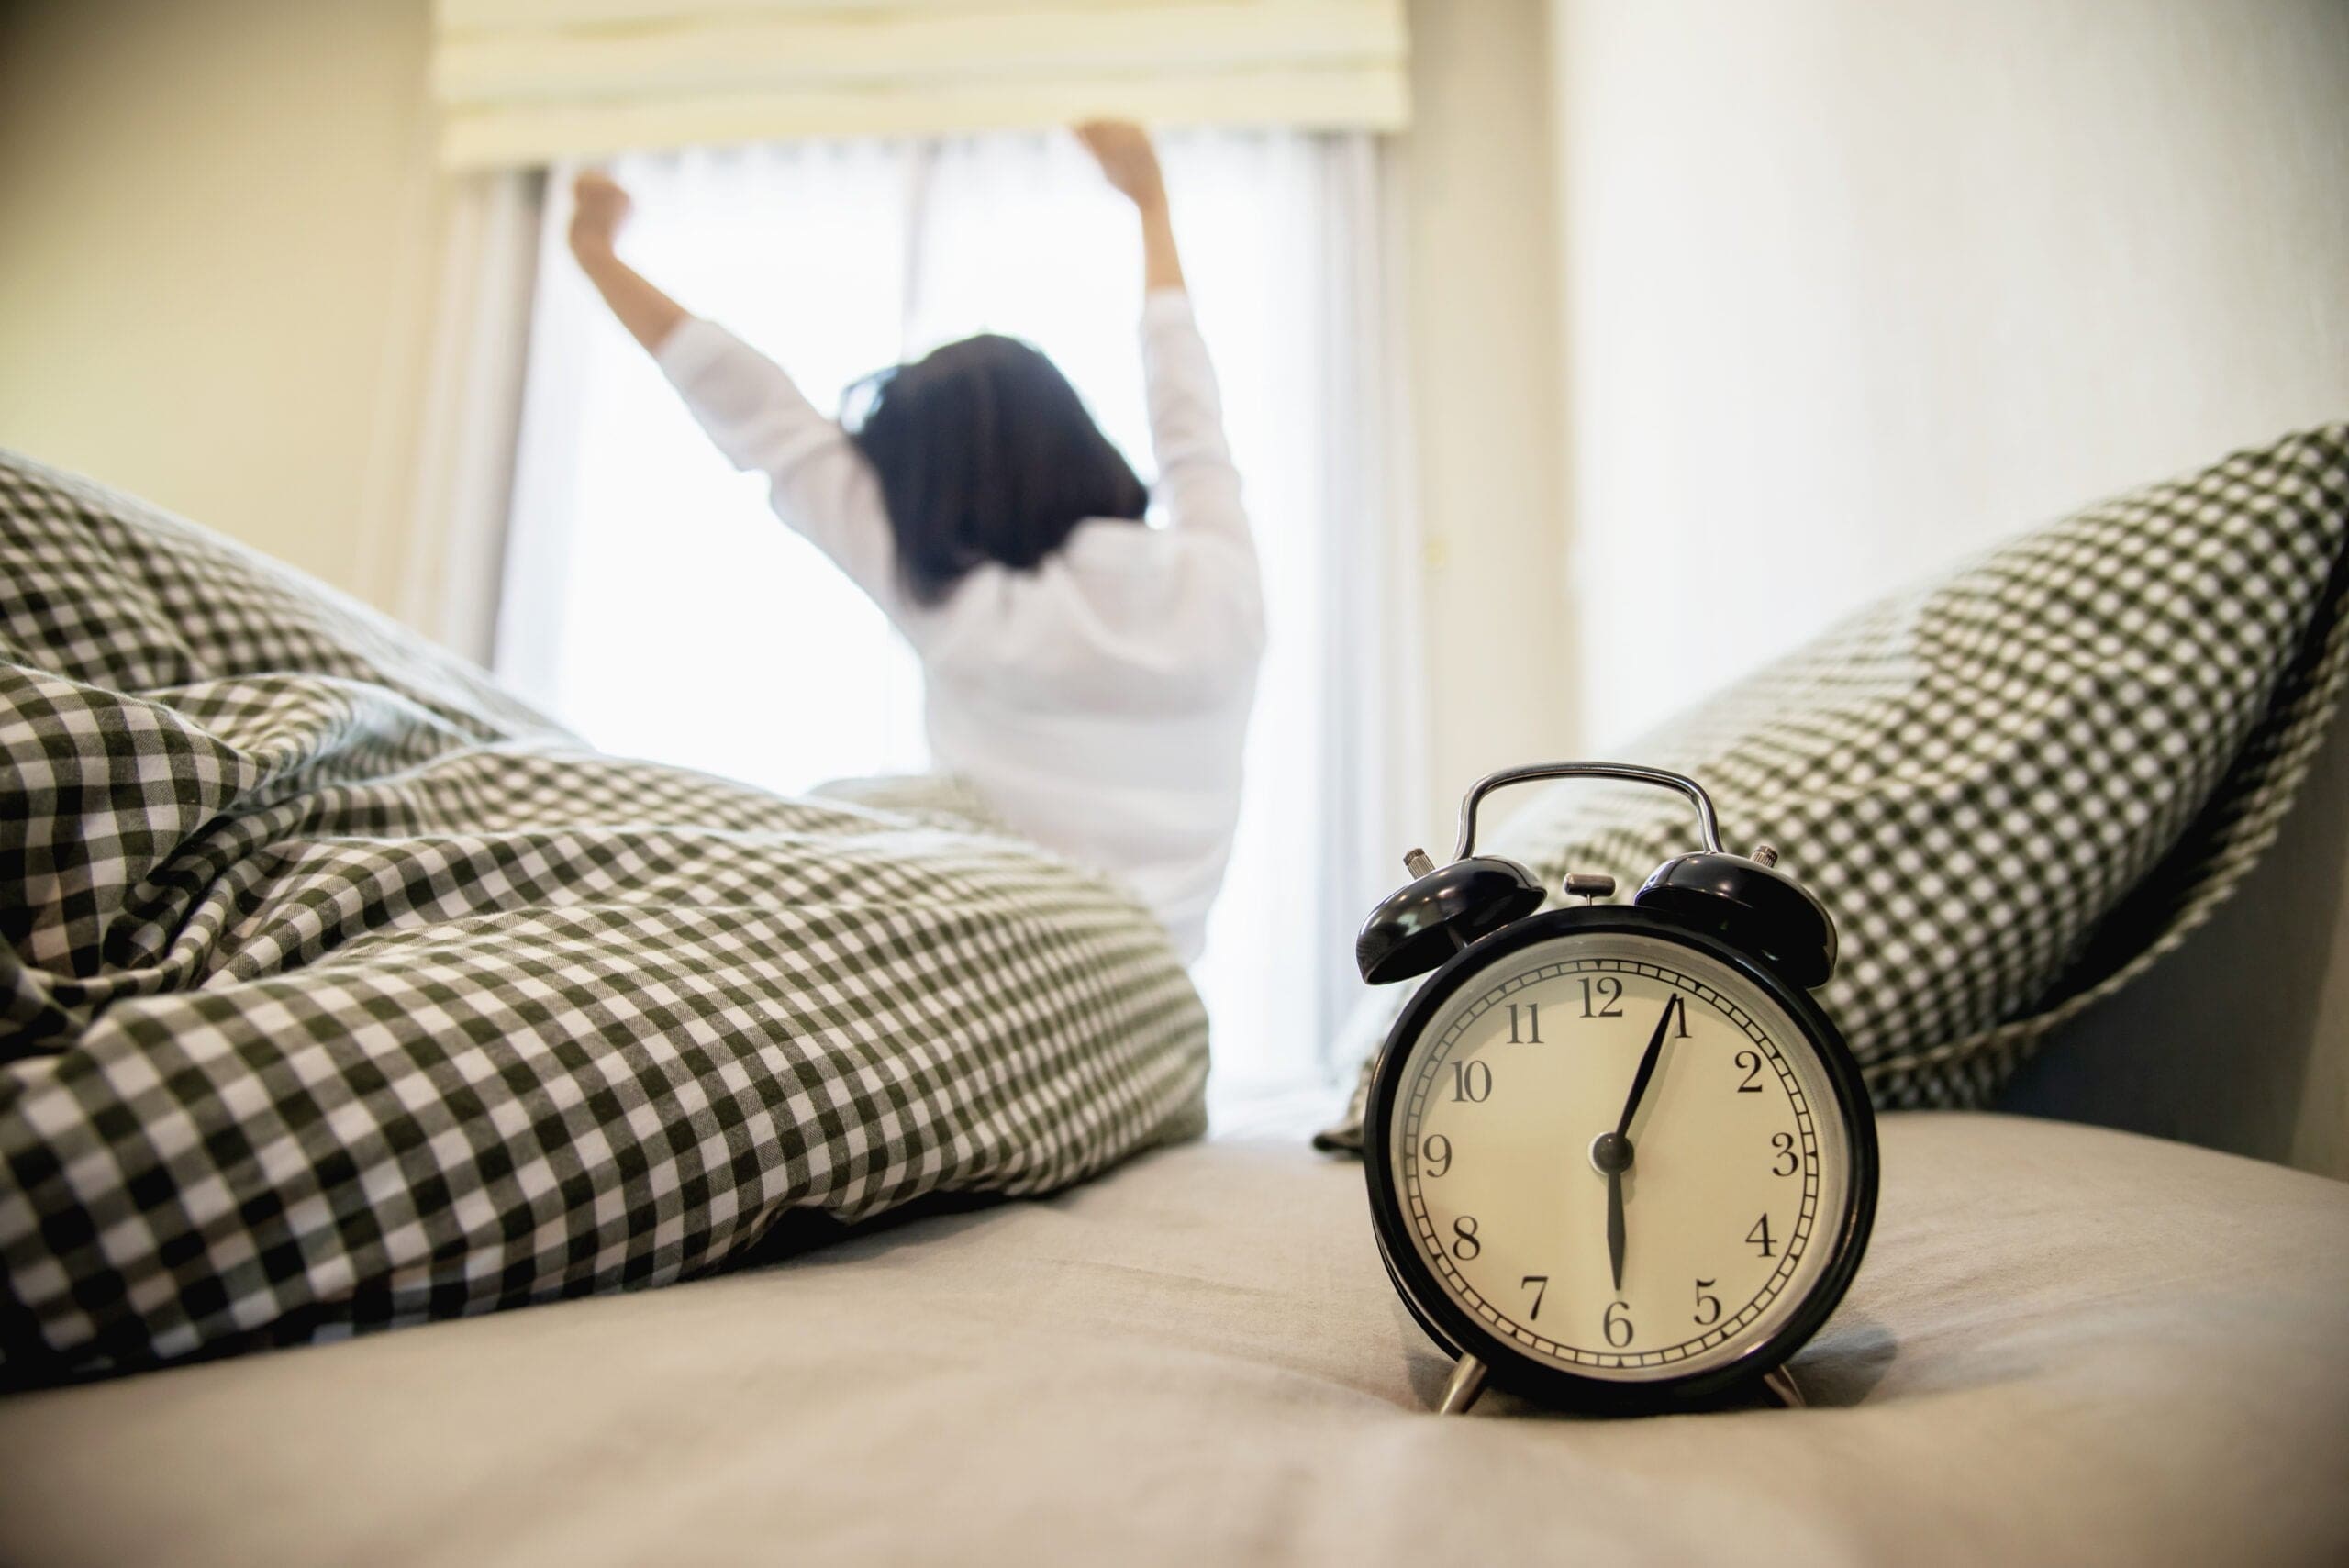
[653,290,1259,962]
[922,490,1261,959]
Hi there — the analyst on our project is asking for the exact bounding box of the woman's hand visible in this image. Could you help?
[1075,120,1168,214]
[569,170,634,260]
[565,169,686,354]
[1075,120,1184,293]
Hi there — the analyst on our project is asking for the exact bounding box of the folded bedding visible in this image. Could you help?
[1323,424,2349,1145]
[0,451,1208,1380]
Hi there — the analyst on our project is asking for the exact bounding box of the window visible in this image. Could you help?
[499,129,1408,1106]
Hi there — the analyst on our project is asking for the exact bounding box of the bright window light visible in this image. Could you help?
[502,129,1386,1101]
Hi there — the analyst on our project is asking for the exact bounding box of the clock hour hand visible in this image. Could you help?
[1606,1165,1626,1292]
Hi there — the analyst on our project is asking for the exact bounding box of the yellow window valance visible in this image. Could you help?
[431,0,1410,168]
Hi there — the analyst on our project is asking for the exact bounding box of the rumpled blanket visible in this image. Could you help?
[0,450,1208,1379]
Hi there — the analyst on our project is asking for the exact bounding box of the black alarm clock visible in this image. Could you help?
[1355,762,1876,1416]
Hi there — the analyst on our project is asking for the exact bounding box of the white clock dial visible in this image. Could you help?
[1386,931,1851,1381]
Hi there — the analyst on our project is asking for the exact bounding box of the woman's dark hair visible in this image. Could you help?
[844,334,1149,604]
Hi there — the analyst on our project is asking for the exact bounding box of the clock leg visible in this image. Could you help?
[1437,1354,1488,1415]
[1763,1365,1807,1409]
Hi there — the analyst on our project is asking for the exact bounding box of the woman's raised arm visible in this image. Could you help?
[567,171,688,354]
[1075,120,1186,295]
[565,169,909,624]
[1076,122,1253,591]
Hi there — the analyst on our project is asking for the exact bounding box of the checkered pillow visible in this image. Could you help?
[1321,424,2349,1148]
[0,450,1208,1379]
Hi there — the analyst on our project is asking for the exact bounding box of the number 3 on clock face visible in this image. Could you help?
[1367,919,1875,1405]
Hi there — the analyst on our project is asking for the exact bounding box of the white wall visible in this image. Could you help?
[0,0,448,603]
[1548,0,2349,1173]
[1553,0,2349,744]
[1402,0,1575,841]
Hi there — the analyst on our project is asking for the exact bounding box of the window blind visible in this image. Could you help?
[431,0,1409,168]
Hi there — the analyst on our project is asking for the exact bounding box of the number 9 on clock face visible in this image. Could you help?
[1365,921,1876,1405]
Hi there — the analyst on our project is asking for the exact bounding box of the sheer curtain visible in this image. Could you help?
[498,129,1417,1102]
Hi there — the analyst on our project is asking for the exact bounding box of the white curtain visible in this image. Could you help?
[396,172,544,659]
[498,128,1419,1101]
[351,156,543,664]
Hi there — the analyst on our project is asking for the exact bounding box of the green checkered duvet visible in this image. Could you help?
[0,451,1208,1380]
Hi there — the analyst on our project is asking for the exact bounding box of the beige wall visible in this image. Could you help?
[0,0,441,600]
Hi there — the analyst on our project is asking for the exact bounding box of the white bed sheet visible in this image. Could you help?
[0,1113,2343,1566]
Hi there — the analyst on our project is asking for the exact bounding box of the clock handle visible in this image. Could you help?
[1452,762,1725,862]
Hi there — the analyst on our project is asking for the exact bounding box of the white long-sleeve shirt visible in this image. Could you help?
[655,290,1263,962]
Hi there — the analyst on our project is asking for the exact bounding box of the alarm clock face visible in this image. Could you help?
[1370,916,1873,1398]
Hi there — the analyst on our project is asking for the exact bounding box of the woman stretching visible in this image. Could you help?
[566,122,1261,962]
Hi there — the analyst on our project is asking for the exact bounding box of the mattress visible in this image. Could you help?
[0,1112,2343,1566]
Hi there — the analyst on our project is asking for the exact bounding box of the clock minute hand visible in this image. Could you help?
[1614,994,1684,1140]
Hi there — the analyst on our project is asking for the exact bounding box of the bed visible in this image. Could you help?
[4,431,2347,1565]
[0,1113,2344,1565]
